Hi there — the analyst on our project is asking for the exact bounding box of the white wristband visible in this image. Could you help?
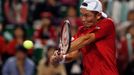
[59,55,66,64]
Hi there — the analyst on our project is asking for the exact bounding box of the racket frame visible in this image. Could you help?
[59,19,71,54]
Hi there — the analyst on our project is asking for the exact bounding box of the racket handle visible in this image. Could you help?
[57,48,61,55]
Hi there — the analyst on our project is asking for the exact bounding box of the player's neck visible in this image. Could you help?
[97,16,104,22]
[95,16,105,25]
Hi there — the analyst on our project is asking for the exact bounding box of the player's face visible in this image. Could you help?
[80,8,101,27]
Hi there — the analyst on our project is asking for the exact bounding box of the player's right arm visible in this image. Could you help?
[64,49,81,63]
[50,33,95,64]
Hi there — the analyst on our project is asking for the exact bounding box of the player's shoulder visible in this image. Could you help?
[98,18,115,28]
[102,18,114,24]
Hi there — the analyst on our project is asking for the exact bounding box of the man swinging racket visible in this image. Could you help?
[50,0,119,75]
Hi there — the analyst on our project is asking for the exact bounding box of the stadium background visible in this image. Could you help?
[0,0,134,75]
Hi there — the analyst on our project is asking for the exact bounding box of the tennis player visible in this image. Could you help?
[50,0,119,75]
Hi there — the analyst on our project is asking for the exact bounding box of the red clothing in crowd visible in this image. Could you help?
[4,0,28,24]
[60,0,78,6]
[34,26,56,40]
[6,39,32,56]
[0,36,6,55]
[118,39,134,71]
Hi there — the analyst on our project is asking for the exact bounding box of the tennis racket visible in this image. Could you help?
[58,19,71,54]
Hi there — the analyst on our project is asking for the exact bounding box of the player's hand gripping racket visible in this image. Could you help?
[58,19,71,54]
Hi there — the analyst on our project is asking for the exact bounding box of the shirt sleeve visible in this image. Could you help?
[95,20,114,40]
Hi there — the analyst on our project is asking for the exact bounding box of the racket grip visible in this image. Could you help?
[57,48,61,55]
[57,52,60,55]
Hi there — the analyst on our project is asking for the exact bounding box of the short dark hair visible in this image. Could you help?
[16,45,27,53]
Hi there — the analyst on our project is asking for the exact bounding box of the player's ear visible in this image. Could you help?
[96,13,101,20]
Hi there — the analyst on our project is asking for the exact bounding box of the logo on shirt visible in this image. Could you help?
[95,26,100,30]
[71,37,75,41]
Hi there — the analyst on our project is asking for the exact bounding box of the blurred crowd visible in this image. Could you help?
[0,0,134,75]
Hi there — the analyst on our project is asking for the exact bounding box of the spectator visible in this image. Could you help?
[34,12,57,41]
[125,24,134,75]
[0,23,6,75]
[37,46,66,75]
[66,6,83,27]
[2,45,35,75]
[65,6,83,36]
[117,10,134,40]
[33,12,56,64]
[33,0,62,20]
[38,32,55,59]
[118,23,134,75]
[33,32,56,65]
[112,0,134,24]
[0,23,6,58]
[6,26,32,57]
[6,26,26,56]
[127,10,134,22]
[4,0,29,24]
